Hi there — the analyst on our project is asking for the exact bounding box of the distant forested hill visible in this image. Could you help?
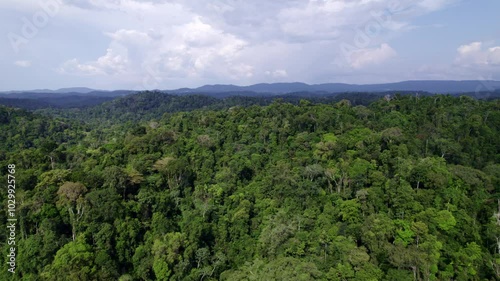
[34,91,428,125]
[1,87,498,115]
[0,96,115,110]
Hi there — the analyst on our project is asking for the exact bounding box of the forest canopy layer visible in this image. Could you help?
[1,93,500,280]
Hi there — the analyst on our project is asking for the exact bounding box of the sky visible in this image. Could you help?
[1,0,499,91]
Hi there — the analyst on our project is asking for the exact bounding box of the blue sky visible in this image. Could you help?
[1,0,499,91]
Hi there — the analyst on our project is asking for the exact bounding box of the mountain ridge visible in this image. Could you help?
[170,80,500,94]
[2,80,500,96]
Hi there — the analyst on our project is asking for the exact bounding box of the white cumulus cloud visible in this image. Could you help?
[59,47,129,75]
[59,16,250,86]
[14,60,31,67]
[349,43,397,68]
[455,41,500,66]
[266,69,288,78]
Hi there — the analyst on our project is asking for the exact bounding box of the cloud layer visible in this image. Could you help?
[2,0,499,90]
[456,42,500,66]
[56,0,453,88]
[14,60,31,67]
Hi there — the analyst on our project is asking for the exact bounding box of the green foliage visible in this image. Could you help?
[41,236,96,281]
[1,95,499,280]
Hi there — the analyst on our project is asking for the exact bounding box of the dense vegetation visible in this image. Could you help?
[1,89,497,116]
[0,96,116,110]
[1,93,500,280]
[33,91,386,126]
